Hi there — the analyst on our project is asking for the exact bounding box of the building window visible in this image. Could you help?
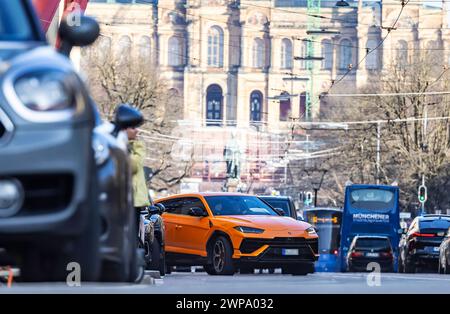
[117,35,131,64]
[321,39,333,70]
[366,39,378,70]
[319,92,328,119]
[279,92,291,122]
[168,36,183,66]
[206,84,223,126]
[250,91,263,122]
[395,40,408,66]
[300,40,308,69]
[299,92,307,119]
[252,38,265,68]
[208,26,224,67]
[281,38,292,69]
[97,36,111,61]
[138,36,151,60]
[339,39,353,70]
[167,88,182,119]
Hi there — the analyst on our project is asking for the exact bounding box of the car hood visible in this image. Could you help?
[213,215,311,231]
[0,44,71,75]
[0,42,44,63]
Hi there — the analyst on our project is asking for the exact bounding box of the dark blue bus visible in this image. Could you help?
[303,208,343,272]
[340,184,401,272]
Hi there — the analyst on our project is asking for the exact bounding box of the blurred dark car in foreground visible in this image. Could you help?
[399,215,450,273]
[346,236,394,272]
[0,0,142,282]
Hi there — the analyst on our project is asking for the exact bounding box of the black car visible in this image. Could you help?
[346,236,394,272]
[399,215,450,273]
[0,1,135,281]
[93,104,145,282]
[438,227,450,274]
[258,196,298,220]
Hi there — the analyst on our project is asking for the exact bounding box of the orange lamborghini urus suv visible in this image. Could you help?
[156,193,319,275]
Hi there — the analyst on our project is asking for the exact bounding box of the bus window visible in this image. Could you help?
[350,188,395,210]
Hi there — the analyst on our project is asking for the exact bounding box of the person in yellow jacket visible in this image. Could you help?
[127,127,150,208]
[127,126,150,243]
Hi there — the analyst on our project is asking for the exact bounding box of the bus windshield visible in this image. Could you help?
[304,210,341,254]
[349,188,395,211]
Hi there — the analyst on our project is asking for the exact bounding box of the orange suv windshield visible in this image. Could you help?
[204,196,278,216]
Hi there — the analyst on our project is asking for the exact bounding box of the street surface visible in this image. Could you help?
[3,271,450,294]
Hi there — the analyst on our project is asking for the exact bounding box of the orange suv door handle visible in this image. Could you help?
[176,225,183,229]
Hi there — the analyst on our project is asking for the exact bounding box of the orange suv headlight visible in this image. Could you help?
[306,227,317,235]
[234,226,265,234]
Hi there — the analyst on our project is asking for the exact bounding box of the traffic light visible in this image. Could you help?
[304,192,313,206]
[418,185,427,203]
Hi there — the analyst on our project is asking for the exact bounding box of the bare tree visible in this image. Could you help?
[318,51,450,211]
[82,44,193,194]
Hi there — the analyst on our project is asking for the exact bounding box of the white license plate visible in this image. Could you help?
[282,249,299,256]
[366,252,380,257]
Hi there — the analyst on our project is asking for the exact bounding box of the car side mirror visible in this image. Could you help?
[274,208,285,216]
[58,15,100,56]
[297,215,305,221]
[148,206,160,215]
[113,104,144,136]
[189,207,207,217]
[155,203,166,214]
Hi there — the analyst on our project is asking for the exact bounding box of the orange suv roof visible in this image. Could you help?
[156,192,253,201]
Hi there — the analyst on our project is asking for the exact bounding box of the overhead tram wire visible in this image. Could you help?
[323,91,450,97]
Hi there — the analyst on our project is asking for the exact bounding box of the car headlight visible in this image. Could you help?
[14,71,77,112]
[234,226,265,234]
[92,133,110,166]
[306,227,317,235]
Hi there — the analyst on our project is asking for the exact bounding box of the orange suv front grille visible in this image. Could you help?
[240,237,318,255]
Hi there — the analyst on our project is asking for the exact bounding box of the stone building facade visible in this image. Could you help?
[83,0,450,194]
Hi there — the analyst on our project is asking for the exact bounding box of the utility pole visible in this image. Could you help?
[284,150,288,184]
[376,121,381,185]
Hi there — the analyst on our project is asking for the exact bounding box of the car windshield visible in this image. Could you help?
[0,1,35,41]
[350,189,395,210]
[354,238,391,250]
[205,196,279,216]
[260,198,291,216]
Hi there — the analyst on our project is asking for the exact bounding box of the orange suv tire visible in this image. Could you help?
[205,236,236,275]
